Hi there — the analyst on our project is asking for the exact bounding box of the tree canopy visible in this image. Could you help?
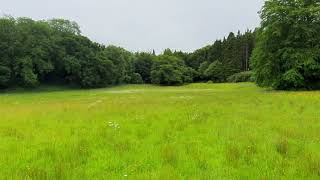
[0,16,256,89]
[251,0,320,90]
[151,55,196,85]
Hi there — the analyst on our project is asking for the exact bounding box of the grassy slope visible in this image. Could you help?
[0,83,319,179]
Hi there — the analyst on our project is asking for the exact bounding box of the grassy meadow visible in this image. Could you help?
[0,83,320,179]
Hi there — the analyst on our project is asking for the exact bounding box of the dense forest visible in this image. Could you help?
[251,0,320,90]
[0,16,255,89]
[1,0,319,90]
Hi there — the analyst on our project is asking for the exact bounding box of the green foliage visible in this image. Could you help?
[251,0,320,90]
[14,57,39,88]
[64,56,81,83]
[280,69,305,90]
[104,46,135,84]
[134,52,154,83]
[227,71,253,83]
[163,48,173,56]
[130,73,144,84]
[0,66,11,88]
[0,17,129,89]
[204,61,227,83]
[151,55,194,85]
[151,61,183,85]
[47,19,81,35]
[0,16,257,89]
[188,31,256,77]
[198,61,210,80]
[79,55,116,88]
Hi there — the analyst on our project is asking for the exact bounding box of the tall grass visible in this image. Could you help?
[0,83,319,179]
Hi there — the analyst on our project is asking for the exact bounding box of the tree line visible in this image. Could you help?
[251,0,320,90]
[0,16,256,89]
[2,0,318,91]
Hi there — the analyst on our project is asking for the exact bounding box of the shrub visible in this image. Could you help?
[130,73,144,84]
[151,64,183,85]
[204,61,227,83]
[151,55,194,86]
[279,69,305,90]
[227,71,253,83]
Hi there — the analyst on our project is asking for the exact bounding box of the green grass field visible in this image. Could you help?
[0,83,320,179]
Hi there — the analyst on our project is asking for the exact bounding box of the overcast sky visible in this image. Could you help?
[1,0,264,53]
